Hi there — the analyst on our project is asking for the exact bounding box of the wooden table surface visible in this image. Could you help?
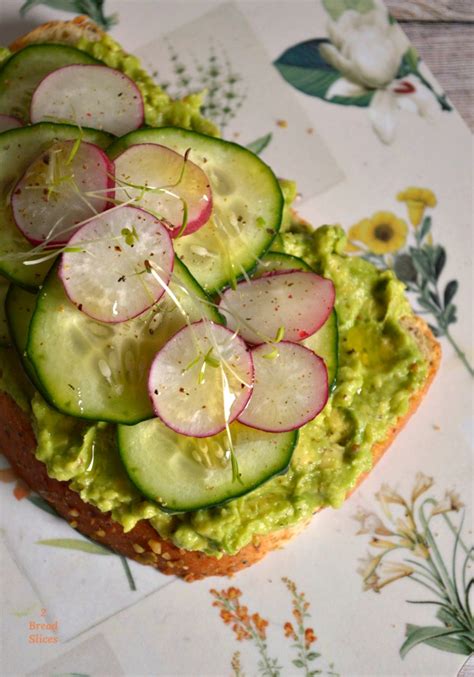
[386,1,473,131]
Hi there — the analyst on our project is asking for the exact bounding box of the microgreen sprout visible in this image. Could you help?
[262,347,279,360]
[273,326,285,343]
[121,225,139,246]
[204,347,220,368]
[65,133,83,166]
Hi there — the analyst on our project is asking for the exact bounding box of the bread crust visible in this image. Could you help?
[1,20,442,579]
[9,16,105,52]
[0,315,440,581]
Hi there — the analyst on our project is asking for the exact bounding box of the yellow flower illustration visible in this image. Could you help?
[397,187,437,227]
[348,211,408,254]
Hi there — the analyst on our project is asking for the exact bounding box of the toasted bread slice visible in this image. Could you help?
[0,20,441,580]
[0,315,440,581]
[9,16,105,51]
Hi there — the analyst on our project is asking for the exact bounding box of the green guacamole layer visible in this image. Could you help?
[0,225,427,556]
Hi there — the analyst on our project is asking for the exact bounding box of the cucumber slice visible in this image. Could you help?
[27,258,223,424]
[0,278,10,346]
[254,251,313,275]
[254,251,338,390]
[0,123,113,290]
[118,419,298,512]
[5,284,40,386]
[108,128,283,293]
[0,44,100,122]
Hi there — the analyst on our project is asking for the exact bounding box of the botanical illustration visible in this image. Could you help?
[346,186,473,376]
[274,0,452,143]
[19,0,117,30]
[0,461,136,590]
[210,580,337,676]
[355,473,473,657]
[160,41,247,133]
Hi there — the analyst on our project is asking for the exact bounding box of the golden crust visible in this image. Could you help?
[9,16,105,52]
[0,20,442,580]
[0,315,440,581]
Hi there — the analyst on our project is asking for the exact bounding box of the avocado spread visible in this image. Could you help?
[0,223,427,556]
[0,35,427,557]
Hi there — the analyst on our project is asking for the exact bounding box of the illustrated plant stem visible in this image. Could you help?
[120,555,136,591]
[419,504,458,607]
[444,328,474,376]
[425,502,474,559]
[415,69,452,111]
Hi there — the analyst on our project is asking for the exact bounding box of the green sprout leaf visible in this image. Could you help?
[121,226,138,246]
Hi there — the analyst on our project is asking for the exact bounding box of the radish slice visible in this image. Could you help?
[148,320,254,438]
[114,143,212,238]
[30,64,144,136]
[238,342,328,432]
[11,140,114,245]
[219,270,335,345]
[60,205,174,323]
[0,114,23,132]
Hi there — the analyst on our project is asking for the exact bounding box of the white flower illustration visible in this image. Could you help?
[320,6,437,143]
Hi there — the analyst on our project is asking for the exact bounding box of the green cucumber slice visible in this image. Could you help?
[5,284,40,386]
[255,251,338,390]
[0,44,100,121]
[27,258,223,424]
[254,250,313,275]
[118,419,298,512]
[0,123,113,290]
[0,278,10,346]
[107,127,283,293]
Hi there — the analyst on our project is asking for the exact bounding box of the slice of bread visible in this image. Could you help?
[0,20,441,580]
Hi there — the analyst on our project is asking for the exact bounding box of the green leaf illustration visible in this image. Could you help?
[37,538,112,555]
[434,246,446,279]
[274,39,373,107]
[417,215,431,243]
[397,47,420,78]
[401,624,470,658]
[20,0,117,30]
[322,0,374,21]
[246,133,272,155]
[444,280,458,307]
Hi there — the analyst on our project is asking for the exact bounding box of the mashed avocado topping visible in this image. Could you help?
[76,35,219,137]
[0,226,427,556]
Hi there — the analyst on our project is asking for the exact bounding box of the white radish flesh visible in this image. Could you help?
[219,270,335,344]
[30,64,144,136]
[12,139,114,245]
[60,205,174,323]
[0,114,23,132]
[148,320,254,438]
[238,341,328,432]
[114,143,212,237]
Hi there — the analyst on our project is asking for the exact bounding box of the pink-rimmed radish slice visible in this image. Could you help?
[30,64,144,136]
[148,320,254,438]
[0,114,23,132]
[60,205,174,323]
[11,139,114,245]
[238,341,328,433]
[219,270,335,345]
[114,143,213,238]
